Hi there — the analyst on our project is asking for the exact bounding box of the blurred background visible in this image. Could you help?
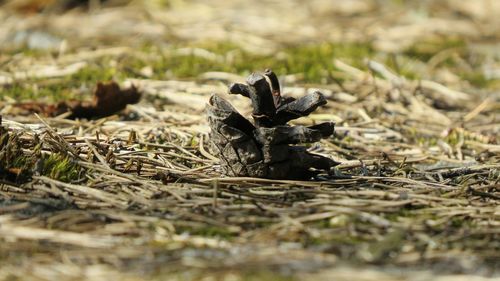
[1,0,500,92]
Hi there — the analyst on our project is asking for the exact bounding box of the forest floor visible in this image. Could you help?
[0,1,499,280]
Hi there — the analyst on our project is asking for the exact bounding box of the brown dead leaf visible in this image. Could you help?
[67,81,141,119]
[12,101,70,117]
[10,81,141,119]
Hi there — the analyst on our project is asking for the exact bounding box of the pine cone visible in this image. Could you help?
[207,69,339,180]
